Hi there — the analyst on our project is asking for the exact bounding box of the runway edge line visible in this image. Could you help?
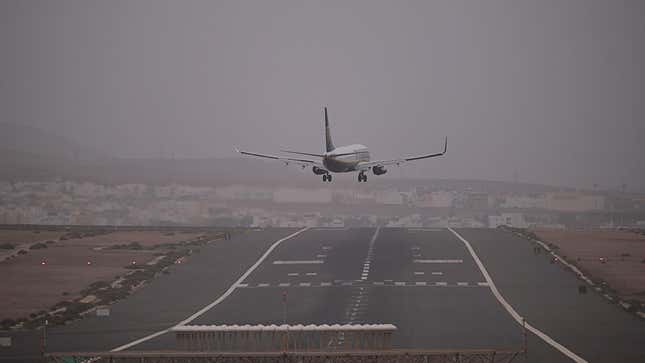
[110,227,311,352]
[447,228,588,363]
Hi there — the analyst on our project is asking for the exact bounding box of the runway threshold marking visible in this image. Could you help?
[448,228,588,363]
[110,227,310,352]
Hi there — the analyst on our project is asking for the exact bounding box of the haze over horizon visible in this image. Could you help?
[1,0,644,191]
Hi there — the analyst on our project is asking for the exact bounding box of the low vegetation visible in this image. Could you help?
[0,242,15,250]
[29,242,48,250]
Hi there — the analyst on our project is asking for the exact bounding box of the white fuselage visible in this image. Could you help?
[323,144,370,173]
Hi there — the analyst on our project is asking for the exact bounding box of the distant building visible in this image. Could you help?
[545,192,605,212]
[501,194,546,209]
[375,190,405,205]
[273,188,332,204]
[413,189,453,208]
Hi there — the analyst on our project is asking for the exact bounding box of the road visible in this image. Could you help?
[23,228,645,362]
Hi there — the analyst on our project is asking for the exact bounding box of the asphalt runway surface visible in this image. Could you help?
[9,227,645,362]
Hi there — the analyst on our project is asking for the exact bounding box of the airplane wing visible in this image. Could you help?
[235,148,325,169]
[357,137,447,171]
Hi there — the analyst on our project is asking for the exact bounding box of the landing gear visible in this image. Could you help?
[322,174,333,182]
[358,172,367,182]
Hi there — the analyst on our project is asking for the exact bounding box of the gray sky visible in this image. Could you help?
[1,0,644,190]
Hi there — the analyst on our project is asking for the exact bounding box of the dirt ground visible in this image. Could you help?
[0,230,203,321]
[532,229,645,302]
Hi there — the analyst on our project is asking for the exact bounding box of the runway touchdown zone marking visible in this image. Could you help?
[448,228,588,363]
[111,227,311,352]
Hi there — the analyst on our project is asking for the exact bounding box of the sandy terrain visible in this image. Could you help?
[0,230,204,321]
[532,229,645,302]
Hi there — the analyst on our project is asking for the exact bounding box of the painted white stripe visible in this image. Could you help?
[305,272,317,276]
[436,282,447,286]
[457,282,468,286]
[395,282,406,286]
[287,273,299,276]
[111,227,310,352]
[448,228,587,363]
[320,282,332,287]
[416,282,427,286]
[414,272,425,275]
[477,282,489,286]
[279,283,291,287]
[273,260,324,265]
[317,254,327,258]
[414,259,463,264]
[342,282,353,286]
[431,272,443,275]
[258,283,269,287]
[373,282,384,286]
[237,283,248,287]
[300,282,311,287]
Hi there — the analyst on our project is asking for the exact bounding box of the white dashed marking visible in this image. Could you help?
[414,272,425,275]
[321,282,332,287]
[395,282,406,286]
[457,282,469,286]
[299,282,311,287]
[273,260,324,265]
[287,273,299,276]
[279,283,291,287]
[432,272,443,275]
[416,282,427,286]
[237,283,248,287]
[306,272,317,276]
[436,282,447,286]
[258,283,269,287]
[414,259,463,264]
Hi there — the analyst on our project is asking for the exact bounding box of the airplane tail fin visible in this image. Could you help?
[324,107,335,152]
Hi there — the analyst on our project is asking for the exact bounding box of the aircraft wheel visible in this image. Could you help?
[328,174,333,182]
[322,174,328,182]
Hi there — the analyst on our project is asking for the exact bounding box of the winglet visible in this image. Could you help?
[443,136,448,154]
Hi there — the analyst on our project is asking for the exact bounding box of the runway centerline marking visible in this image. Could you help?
[359,227,380,281]
[110,227,310,352]
[448,228,588,363]
[273,260,323,265]
[414,259,463,263]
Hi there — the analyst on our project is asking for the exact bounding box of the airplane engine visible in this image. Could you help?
[312,166,327,175]
[373,165,387,175]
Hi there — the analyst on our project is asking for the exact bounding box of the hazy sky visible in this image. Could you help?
[1,0,644,190]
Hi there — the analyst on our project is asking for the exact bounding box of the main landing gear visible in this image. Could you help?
[322,174,333,182]
[358,172,367,182]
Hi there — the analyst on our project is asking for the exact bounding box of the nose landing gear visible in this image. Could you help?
[358,172,367,182]
[322,174,333,182]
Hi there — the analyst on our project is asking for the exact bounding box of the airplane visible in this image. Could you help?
[235,107,447,182]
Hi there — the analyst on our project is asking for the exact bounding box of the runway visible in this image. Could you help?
[44,227,645,362]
